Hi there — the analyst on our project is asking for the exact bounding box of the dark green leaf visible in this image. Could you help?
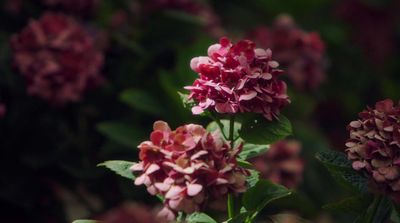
[316,150,368,193]
[239,114,292,145]
[239,143,270,160]
[361,196,392,223]
[120,89,164,115]
[98,160,136,180]
[97,122,141,147]
[323,194,372,214]
[243,180,292,214]
[186,212,217,223]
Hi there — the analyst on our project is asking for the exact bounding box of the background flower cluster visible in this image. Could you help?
[1,0,400,222]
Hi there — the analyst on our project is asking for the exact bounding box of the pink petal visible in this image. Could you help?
[216,178,229,185]
[157,207,176,221]
[130,162,144,171]
[155,182,171,192]
[239,91,257,101]
[254,48,268,58]
[134,174,148,185]
[153,120,171,132]
[268,61,279,68]
[165,186,184,199]
[207,44,221,56]
[145,163,160,174]
[187,184,203,196]
[191,151,208,160]
[192,106,204,115]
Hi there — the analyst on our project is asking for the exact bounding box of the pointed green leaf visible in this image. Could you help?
[243,180,292,213]
[239,143,270,160]
[186,212,217,223]
[323,194,372,214]
[239,114,292,145]
[246,169,260,187]
[316,150,368,193]
[97,122,141,147]
[98,160,136,180]
[206,119,241,140]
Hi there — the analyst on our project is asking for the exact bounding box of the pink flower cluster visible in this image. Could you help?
[248,15,326,90]
[131,121,248,221]
[11,13,104,105]
[186,37,290,120]
[250,140,303,188]
[346,99,400,202]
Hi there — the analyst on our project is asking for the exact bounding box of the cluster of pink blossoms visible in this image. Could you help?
[11,13,104,105]
[250,140,304,188]
[248,15,326,90]
[131,121,248,221]
[346,99,400,202]
[186,37,290,120]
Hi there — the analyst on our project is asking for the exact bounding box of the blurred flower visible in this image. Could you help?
[250,140,304,188]
[95,202,157,223]
[131,121,248,221]
[346,99,400,202]
[10,12,104,105]
[336,0,398,65]
[42,0,99,15]
[186,37,290,120]
[143,0,224,37]
[248,14,326,90]
[0,103,6,118]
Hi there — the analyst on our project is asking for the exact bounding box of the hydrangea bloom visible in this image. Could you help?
[346,99,400,202]
[131,121,248,221]
[186,37,290,120]
[10,13,104,105]
[248,15,326,90]
[250,140,303,188]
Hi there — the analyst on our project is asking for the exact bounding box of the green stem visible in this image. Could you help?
[227,115,236,219]
[366,195,383,223]
[207,112,229,140]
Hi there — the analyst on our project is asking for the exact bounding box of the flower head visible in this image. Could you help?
[186,37,290,120]
[248,14,326,90]
[250,140,303,188]
[346,99,400,201]
[131,121,248,221]
[10,13,104,105]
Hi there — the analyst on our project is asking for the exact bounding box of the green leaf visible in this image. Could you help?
[316,150,368,193]
[98,160,136,180]
[206,119,241,140]
[186,212,217,223]
[237,159,254,169]
[360,196,392,223]
[223,212,253,223]
[323,194,372,214]
[97,122,142,147]
[120,89,164,115]
[178,91,195,109]
[239,114,292,145]
[239,143,270,160]
[72,220,99,223]
[246,169,260,187]
[243,180,292,220]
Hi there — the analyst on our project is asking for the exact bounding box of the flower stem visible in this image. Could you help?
[227,115,236,219]
[366,195,383,223]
